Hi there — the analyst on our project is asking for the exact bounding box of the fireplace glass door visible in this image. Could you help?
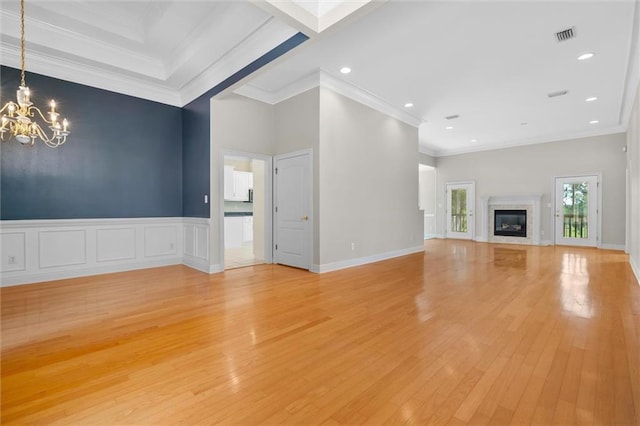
[554,175,599,247]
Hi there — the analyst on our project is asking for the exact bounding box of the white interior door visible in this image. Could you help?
[555,175,599,247]
[274,151,312,270]
[446,182,475,240]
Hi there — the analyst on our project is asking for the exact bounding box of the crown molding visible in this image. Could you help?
[1,15,297,107]
[0,43,182,106]
[418,145,438,157]
[317,71,422,127]
[427,124,627,157]
[235,69,422,127]
[179,18,298,105]
[0,9,164,79]
[234,70,320,104]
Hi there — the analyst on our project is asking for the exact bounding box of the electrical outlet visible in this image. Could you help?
[8,256,16,265]
[169,243,175,250]
[204,194,208,204]
[351,242,355,251]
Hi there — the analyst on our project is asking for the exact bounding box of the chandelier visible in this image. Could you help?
[0,0,70,147]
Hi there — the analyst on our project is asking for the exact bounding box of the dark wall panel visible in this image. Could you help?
[181,95,210,218]
[0,66,183,219]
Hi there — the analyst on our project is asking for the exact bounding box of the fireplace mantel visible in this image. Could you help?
[479,194,543,245]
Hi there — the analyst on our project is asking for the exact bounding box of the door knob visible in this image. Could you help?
[302,215,309,221]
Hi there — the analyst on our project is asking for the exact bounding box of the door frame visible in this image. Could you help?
[553,173,602,248]
[445,181,476,240]
[218,149,273,271]
[273,149,313,270]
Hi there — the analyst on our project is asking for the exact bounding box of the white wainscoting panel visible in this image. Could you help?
[97,228,136,262]
[144,226,178,258]
[184,225,196,257]
[195,225,209,260]
[182,218,211,273]
[0,217,211,286]
[1,232,26,272]
[39,230,87,268]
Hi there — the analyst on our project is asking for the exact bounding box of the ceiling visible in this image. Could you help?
[239,0,640,156]
[0,0,299,105]
[1,0,638,156]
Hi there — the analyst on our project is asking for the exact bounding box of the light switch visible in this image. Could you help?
[204,195,209,204]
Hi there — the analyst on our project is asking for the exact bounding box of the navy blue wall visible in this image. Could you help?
[182,32,308,218]
[1,32,307,220]
[1,66,183,219]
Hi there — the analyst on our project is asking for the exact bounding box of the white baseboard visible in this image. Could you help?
[426,233,445,239]
[630,256,640,287]
[209,264,224,273]
[312,245,424,274]
[540,239,553,246]
[182,256,210,274]
[601,243,626,251]
[474,236,488,243]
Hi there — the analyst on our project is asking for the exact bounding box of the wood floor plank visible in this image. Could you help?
[2,240,639,425]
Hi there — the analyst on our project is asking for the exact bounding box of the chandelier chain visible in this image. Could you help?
[0,0,70,147]
[20,0,25,86]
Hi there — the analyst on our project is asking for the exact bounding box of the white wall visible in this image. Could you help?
[436,133,627,247]
[317,87,423,270]
[274,88,321,264]
[252,159,266,262]
[627,84,640,283]
[211,87,423,273]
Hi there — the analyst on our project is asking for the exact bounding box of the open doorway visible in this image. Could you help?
[223,154,269,269]
[419,164,437,239]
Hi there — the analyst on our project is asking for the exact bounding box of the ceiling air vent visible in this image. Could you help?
[548,90,568,98]
[445,114,459,120]
[555,27,575,42]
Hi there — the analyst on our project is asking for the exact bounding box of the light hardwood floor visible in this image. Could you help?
[2,240,639,425]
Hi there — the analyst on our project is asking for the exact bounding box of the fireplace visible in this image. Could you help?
[494,209,527,238]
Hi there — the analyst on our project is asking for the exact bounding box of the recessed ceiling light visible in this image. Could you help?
[340,67,351,74]
[404,103,414,108]
[471,138,478,143]
[585,96,598,102]
[589,120,599,124]
[577,52,594,61]
[445,126,453,130]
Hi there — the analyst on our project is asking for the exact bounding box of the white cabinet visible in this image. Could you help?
[224,216,243,248]
[223,167,252,201]
[234,171,251,202]
[224,215,253,248]
[243,216,253,242]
